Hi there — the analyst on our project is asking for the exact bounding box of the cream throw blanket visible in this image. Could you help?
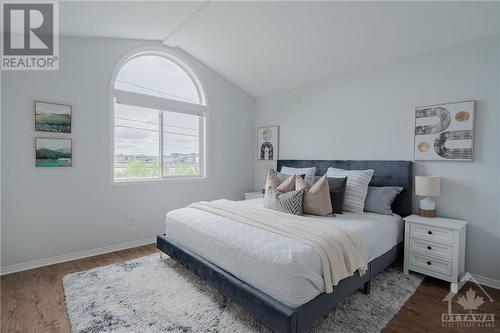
[188,200,367,293]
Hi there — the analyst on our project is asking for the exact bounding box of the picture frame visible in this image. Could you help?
[414,100,475,161]
[257,126,279,160]
[35,137,72,167]
[35,101,72,133]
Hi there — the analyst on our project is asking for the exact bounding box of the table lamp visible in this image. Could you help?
[415,176,440,218]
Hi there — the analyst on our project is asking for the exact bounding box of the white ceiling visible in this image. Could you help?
[60,1,500,98]
[60,1,204,40]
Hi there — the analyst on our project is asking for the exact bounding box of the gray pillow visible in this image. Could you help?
[264,187,304,215]
[364,186,403,215]
[314,176,347,214]
[327,177,347,214]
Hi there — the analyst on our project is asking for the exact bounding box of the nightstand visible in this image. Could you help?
[244,191,265,200]
[403,214,467,293]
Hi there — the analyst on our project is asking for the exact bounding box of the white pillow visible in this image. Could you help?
[280,166,316,184]
[326,167,374,213]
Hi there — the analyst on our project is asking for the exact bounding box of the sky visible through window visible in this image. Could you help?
[115,55,199,103]
[114,55,200,158]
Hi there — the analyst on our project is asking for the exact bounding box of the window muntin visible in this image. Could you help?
[113,52,206,182]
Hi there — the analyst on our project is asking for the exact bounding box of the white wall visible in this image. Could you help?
[1,36,255,268]
[255,35,500,281]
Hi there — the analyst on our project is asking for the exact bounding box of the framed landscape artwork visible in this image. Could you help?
[257,126,279,160]
[36,138,72,167]
[35,101,72,133]
[414,101,475,161]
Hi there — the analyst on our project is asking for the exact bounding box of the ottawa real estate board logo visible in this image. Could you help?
[442,273,495,328]
[1,1,59,70]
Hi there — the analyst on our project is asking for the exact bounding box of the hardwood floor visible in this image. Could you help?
[385,278,500,333]
[1,245,499,333]
[1,245,158,333]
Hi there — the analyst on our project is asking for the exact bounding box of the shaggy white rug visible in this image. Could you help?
[64,254,422,333]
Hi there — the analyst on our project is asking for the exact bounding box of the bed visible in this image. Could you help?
[157,160,412,333]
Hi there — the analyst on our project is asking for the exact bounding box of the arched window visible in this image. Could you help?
[112,51,206,182]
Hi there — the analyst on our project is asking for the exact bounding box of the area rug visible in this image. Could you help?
[64,254,423,333]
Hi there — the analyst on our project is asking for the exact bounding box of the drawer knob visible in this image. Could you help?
[428,230,433,235]
[427,261,432,265]
[427,246,432,250]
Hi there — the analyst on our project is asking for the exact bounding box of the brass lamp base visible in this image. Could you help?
[418,208,436,218]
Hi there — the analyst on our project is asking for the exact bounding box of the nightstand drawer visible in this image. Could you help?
[408,252,452,276]
[409,238,453,260]
[410,223,453,243]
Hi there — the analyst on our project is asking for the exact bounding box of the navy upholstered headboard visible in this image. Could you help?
[276,160,413,217]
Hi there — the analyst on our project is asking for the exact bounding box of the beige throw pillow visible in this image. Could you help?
[296,175,333,216]
[266,169,296,192]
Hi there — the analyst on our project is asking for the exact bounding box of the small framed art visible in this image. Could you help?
[257,126,279,160]
[35,101,72,133]
[36,138,72,167]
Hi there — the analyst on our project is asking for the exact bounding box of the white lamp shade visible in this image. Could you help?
[415,176,440,197]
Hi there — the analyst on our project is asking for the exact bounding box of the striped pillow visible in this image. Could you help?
[326,168,374,213]
[280,166,316,184]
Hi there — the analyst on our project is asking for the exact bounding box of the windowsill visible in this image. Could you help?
[110,176,208,186]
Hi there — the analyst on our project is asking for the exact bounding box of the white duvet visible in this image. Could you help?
[165,198,403,308]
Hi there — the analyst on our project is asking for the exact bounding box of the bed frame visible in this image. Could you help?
[157,160,413,333]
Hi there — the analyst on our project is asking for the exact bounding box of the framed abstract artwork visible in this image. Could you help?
[35,101,72,133]
[414,101,475,161]
[36,138,72,167]
[257,126,279,160]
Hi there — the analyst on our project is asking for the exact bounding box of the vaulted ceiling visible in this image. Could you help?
[60,1,500,97]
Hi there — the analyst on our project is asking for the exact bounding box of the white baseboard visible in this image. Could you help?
[473,273,500,290]
[0,237,156,276]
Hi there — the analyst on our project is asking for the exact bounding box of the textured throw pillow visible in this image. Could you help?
[266,170,296,192]
[364,186,403,215]
[296,175,333,216]
[280,166,316,185]
[326,168,374,213]
[264,187,304,215]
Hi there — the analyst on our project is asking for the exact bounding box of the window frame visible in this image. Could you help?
[109,48,208,185]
